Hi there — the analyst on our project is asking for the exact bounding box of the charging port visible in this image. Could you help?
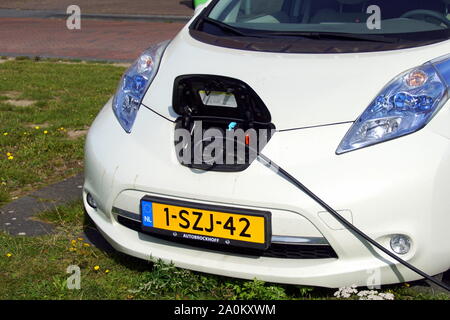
[172,75,275,172]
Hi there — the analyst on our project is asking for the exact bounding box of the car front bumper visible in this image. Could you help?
[83,98,450,288]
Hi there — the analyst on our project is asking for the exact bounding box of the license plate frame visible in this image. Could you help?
[140,196,271,250]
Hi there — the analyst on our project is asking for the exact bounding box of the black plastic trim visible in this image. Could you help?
[117,214,338,259]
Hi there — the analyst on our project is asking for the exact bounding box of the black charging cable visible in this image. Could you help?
[258,153,450,292]
[186,124,450,291]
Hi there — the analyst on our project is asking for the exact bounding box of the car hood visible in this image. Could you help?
[142,27,450,130]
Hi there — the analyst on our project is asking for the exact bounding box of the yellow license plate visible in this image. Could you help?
[141,197,271,250]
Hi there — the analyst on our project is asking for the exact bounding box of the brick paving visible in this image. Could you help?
[0,0,194,17]
[0,18,185,61]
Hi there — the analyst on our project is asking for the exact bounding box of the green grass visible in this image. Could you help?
[0,59,448,300]
[0,201,447,300]
[0,59,125,204]
[0,202,334,300]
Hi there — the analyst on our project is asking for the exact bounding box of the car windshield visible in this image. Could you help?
[206,0,450,36]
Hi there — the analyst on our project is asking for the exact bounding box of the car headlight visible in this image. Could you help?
[337,54,450,154]
[112,40,170,133]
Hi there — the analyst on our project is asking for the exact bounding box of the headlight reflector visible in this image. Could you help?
[113,40,170,133]
[337,56,450,154]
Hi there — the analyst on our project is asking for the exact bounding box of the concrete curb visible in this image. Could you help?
[0,52,134,63]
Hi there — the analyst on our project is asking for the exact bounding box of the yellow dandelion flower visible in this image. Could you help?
[7,156,13,160]
[71,239,77,245]
[35,126,40,130]
[6,253,12,257]
[69,247,76,252]
[3,132,8,136]
[44,130,48,134]
[78,237,84,241]
[94,265,100,271]
[6,152,12,157]
[83,243,90,247]
[105,269,110,274]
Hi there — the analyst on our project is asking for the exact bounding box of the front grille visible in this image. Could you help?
[117,215,338,260]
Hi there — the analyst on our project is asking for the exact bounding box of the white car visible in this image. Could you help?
[84,0,450,288]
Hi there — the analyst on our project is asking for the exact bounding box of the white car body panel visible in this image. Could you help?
[84,16,450,287]
[143,27,450,130]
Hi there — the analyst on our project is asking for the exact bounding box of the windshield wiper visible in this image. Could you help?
[198,17,398,43]
[199,17,258,37]
[256,31,399,43]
